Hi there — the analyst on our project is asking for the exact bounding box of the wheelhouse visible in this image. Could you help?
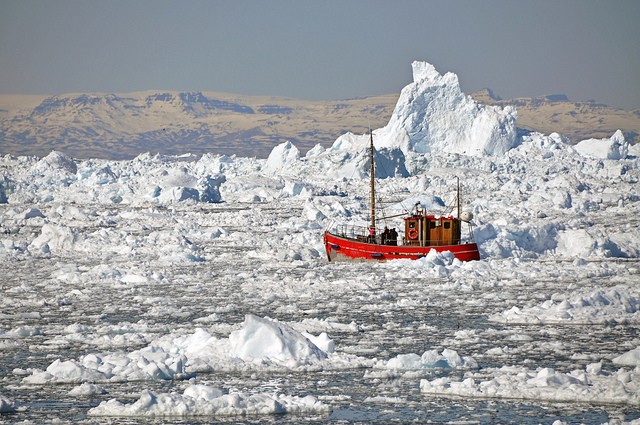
[403,211,461,247]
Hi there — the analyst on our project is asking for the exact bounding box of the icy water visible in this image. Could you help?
[1,202,640,423]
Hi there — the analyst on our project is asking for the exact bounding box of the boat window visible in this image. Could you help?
[444,222,451,229]
[430,222,436,229]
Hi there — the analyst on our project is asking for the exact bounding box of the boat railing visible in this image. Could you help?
[333,224,369,241]
[331,224,399,246]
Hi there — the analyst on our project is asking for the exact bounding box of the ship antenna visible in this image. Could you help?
[369,129,376,234]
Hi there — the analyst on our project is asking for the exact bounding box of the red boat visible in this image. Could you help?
[323,131,480,262]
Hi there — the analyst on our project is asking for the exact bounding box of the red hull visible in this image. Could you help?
[324,230,480,262]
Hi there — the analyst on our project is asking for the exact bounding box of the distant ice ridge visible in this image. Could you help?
[2,125,639,261]
[3,151,226,205]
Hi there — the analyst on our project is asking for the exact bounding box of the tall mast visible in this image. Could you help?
[456,176,461,219]
[369,130,376,233]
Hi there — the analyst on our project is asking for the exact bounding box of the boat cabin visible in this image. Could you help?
[403,212,461,247]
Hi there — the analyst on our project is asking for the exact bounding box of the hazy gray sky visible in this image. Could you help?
[1,0,638,109]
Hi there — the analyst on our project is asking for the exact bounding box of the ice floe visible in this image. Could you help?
[420,364,640,405]
[0,394,15,413]
[88,385,330,417]
[491,285,640,325]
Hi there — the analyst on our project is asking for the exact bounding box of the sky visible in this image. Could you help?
[1,0,639,110]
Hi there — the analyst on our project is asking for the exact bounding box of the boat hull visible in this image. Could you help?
[324,231,480,262]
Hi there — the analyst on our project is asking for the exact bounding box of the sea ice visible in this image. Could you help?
[613,346,640,366]
[22,314,346,385]
[420,364,640,405]
[68,382,108,396]
[88,385,329,417]
[0,394,15,413]
[1,59,639,423]
[575,130,630,160]
[265,140,300,173]
[228,314,328,367]
[491,285,640,325]
[384,348,478,370]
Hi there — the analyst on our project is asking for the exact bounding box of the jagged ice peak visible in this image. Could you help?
[334,60,519,158]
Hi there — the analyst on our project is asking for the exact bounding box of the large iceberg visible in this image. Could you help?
[373,61,518,156]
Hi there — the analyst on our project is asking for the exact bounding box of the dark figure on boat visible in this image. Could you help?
[388,228,398,246]
[382,226,389,244]
[381,226,398,246]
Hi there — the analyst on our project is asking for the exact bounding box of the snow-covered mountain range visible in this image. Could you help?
[1,64,638,160]
[0,91,396,159]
